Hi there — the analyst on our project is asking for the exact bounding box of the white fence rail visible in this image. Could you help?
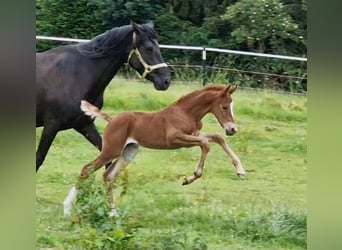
[36,35,307,62]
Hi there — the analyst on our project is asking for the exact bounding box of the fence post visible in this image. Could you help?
[202,47,207,86]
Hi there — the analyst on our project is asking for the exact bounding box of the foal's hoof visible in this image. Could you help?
[63,205,71,216]
[108,208,118,218]
[182,178,189,185]
[63,210,71,217]
[237,173,245,180]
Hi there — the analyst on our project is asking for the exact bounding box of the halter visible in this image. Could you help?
[127,32,168,79]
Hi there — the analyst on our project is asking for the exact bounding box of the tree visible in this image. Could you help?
[36,0,106,51]
[36,0,166,51]
[221,0,305,56]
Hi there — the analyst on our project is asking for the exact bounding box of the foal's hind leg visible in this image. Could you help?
[200,132,246,179]
[63,150,116,216]
[103,143,139,216]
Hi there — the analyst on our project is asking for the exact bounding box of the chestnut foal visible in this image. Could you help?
[64,84,245,216]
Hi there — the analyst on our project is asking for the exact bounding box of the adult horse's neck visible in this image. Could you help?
[93,52,130,92]
[77,25,134,98]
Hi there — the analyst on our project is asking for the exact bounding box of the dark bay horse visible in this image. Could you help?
[63,84,246,216]
[36,22,171,171]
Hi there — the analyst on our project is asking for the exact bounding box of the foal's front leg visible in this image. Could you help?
[170,133,210,185]
[200,132,246,179]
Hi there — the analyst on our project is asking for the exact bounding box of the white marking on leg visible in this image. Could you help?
[125,137,138,146]
[108,204,118,217]
[107,157,127,181]
[63,186,78,216]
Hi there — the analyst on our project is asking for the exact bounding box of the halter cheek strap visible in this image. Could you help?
[127,49,168,79]
[127,32,168,79]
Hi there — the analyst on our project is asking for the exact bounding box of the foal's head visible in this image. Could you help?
[128,22,171,91]
[211,85,238,136]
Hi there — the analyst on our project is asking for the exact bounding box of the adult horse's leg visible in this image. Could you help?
[74,122,112,170]
[200,132,246,179]
[36,123,59,172]
[74,122,103,151]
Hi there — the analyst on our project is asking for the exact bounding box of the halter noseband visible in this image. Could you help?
[127,32,168,79]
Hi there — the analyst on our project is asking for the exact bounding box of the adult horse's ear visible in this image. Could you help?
[131,21,143,35]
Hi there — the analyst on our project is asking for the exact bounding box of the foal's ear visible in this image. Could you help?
[229,85,238,94]
[222,85,238,95]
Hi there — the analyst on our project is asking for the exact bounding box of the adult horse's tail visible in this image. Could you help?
[80,100,112,122]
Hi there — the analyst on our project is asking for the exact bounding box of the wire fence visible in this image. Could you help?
[111,65,307,96]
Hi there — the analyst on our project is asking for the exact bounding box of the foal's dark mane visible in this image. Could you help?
[173,85,225,105]
[77,23,157,59]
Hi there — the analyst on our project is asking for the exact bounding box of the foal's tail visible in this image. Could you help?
[80,100,112,122]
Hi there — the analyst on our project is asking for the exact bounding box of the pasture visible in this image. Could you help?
[36,79,307,249]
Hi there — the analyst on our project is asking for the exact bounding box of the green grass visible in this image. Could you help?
[36,79,307,249]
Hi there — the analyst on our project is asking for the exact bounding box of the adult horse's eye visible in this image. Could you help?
[146,46,153,53]
[222,106,229,111]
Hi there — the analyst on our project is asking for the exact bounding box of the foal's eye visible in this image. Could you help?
[222,106,229,111]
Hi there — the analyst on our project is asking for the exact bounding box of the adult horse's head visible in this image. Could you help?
[211,85,238,136]
[128,22,171,90]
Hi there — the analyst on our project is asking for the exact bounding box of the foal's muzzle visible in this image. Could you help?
[225,127,237,136]
[224,122,237,136]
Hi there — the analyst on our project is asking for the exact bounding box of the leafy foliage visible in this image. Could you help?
[36,0,106,51]
[221,0,305,54]
[70,172,138,249]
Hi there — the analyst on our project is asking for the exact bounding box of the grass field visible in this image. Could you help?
[36,79,307,249]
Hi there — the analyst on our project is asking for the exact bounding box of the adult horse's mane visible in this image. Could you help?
[174,85,226,105]
[77,23,157,59]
